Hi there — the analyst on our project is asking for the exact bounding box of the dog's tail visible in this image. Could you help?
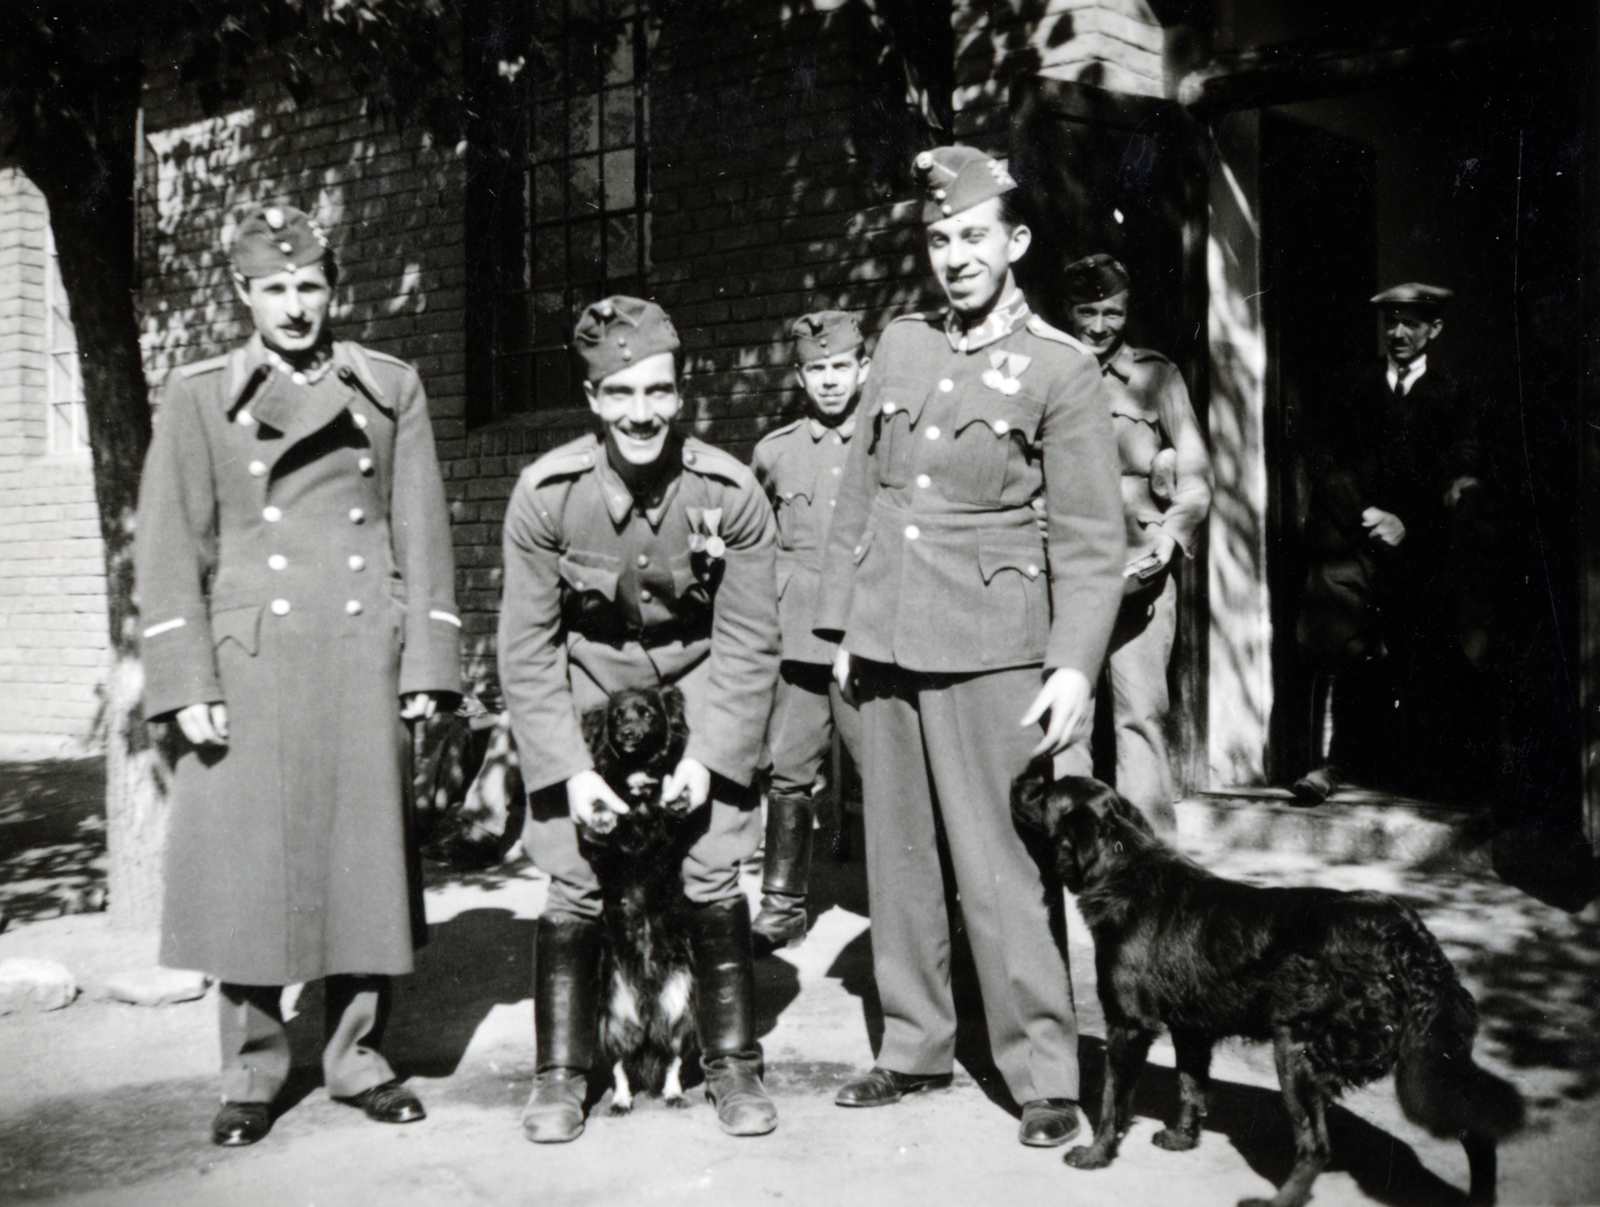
[1390,910,1524,1144]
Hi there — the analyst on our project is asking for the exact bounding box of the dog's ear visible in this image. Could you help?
[1010,757,1056,832]
[1054,776,1120,820]
[659,684,689,751]
[580,703,610,759]
[1109,792,1156,837]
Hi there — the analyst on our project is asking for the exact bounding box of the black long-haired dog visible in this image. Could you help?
[577,685,699,1114]
[1011,769,1523,1207]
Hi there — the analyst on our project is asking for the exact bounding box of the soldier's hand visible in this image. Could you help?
[1445,476,1481,507]
[567,769,630,834]
[399,692,438,720]
[1125,531,1179,580]
[662,757,712,813]
[833,649,855,702]
[1021,668,1093,759]
[176,701,229,746]
[1361,507,1406,547]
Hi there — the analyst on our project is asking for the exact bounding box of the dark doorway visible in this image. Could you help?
[1008,77,1210,793]
[1258,112,1378,782]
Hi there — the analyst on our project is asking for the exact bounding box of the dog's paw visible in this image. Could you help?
[606,1100,634,1117]
[1152,1126,1200,1152]
[664,1093,690,1110]
[1063,1145,1113,1170]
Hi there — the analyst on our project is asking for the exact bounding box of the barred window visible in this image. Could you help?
[488,2,651,419]
[44,226,88,456]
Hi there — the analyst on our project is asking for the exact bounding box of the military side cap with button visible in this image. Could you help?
[792,310,863,362]
[1063,253,1130,303]
[230,204,331,279]
[573,295,681,381]
[914,145,1017,224]
[1370,283,1454,313]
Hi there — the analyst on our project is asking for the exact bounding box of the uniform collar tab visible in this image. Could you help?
[945,289,1030,353]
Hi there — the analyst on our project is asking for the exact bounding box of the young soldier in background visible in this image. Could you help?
[749,311,868,949]
[1061,254,1213,832]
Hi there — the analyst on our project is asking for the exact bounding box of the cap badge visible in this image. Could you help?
[686,506,726,560]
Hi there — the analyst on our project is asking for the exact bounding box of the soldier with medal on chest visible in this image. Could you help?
[815,147,1125,1145]
[498,297,782,1144]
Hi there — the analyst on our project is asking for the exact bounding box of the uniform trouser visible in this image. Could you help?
[1104,575,1178,831]
[218,976,395,1103]
[522,653,762,921]
[856,661,1078,1105]
[767,660,863,799]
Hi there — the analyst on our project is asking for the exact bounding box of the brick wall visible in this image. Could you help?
[0,169,111,755]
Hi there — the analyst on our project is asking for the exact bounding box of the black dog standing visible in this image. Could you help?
[1012,771,1523,1207]
[578,687,700,1113]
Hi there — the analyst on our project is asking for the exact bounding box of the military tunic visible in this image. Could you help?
[1059,343,1211,826]
[815,297,1124,1103]
[498,432,780,919]
[751,414,862,798]
[136,335,461,986]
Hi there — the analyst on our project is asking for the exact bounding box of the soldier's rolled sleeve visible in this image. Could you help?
[1042,357,1126,676]
[135,381,223,719]
[686,480,780,785]
[389,368,462,697]
[499,477,593,795]
[1154,367,1214,556]
[813,376,882,642]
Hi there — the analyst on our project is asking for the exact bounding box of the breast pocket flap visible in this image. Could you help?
[558,551,622,601]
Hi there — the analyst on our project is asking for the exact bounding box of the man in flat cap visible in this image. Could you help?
[499,296,781,1142]
[1293,283,1485,803]
[748,311,869,949]
[816,147,1124,1145]
[1059,255,1212,832]
[136,204,461,1145]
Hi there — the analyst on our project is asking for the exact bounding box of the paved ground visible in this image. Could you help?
[2,759,1598,1206]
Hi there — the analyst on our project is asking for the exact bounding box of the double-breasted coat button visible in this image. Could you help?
[349,508,365,523]
[268,554,288,571]
[905,525,921,540]
[358,456,374,474]
[925,426,941,441]
[248,460,267,476]
[352,413,368,431]
[345,600,364,616]
[270,598,291,616]
[938,378,954,392]
[636,554,649,568]
[348,555,366,571]
[263,506,283,522]
[916,474,931,488]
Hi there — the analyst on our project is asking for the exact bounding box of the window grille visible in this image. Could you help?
[44,226,89,456]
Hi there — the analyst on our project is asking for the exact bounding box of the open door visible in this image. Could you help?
[1008,76,1210,793]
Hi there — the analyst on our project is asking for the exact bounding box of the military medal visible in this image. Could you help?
[686,507,726,559]
[981,349,1030,395]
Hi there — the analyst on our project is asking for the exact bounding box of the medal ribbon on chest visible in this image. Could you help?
[980,350,1031,396]
[685,507,726,559]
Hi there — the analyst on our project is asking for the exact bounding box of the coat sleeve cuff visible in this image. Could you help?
[398,603,464,696]
[140,610,221,719]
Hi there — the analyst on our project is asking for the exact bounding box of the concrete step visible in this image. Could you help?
[1176,787,1488,864]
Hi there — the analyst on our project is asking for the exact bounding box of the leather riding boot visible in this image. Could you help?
[752,791,814,949]
[691,898,778,1136]
[521,914,601,1143]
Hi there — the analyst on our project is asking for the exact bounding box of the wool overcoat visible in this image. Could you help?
[136,335,461,986]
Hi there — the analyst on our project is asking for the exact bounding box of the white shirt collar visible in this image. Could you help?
[1386,355,1427,396]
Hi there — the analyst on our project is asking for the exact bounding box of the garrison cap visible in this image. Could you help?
[914,145,1017,224]
[1062,254,1131,304]
[573,296,681,382]
[792,310,864,362]
[1370,283,1454,314]
[230,204,332,279]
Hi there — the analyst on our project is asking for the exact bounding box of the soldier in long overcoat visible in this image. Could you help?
[498,297,782,1143]
[748,310,868,949]
[1060,255,1213,832]
[816,148,1125,1146]
[135,206,461,1146]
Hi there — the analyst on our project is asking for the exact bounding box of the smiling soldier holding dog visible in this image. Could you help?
[135,204,461,1147]
[816,147,1125,1145]
[498,297,781,1142]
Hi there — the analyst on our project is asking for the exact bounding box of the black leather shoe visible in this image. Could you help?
[211,1101,272,1147]
[1019,1098,1080,1147]
[338,1078,426,1124]
[834,1067,953,1107]
[1291,765,1339,805]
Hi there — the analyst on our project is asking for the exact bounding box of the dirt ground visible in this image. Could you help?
[2,759,1598,1207]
